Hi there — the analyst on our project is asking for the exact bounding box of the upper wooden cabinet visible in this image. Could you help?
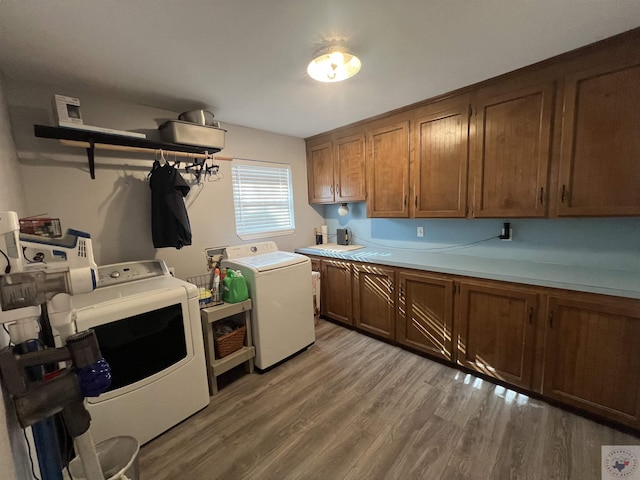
[306,139,334,203]
[396,270,454,361]
[457,280,539,389]
[306,132,366,204]
[352,263,396,340]
[334,133,366,203]
[543,293,640,429]
[366,119,411,217]
[556,58,640,216]
[471,81,555,218]
[411,96,471,218]
[306,29,640,218]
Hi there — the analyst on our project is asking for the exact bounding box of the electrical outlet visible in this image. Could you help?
[417,226,424,238]
[499,222,512,241]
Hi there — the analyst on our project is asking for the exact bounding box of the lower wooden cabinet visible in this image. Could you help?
[457,280,539,389]
[305,253,640,431]
[396,270,454,361]
[543,294,640,429]
[309,258,321,272]
[320,259,353,326]
[353,263,396,340]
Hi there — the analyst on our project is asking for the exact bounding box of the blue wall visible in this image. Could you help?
[321,203,640,272]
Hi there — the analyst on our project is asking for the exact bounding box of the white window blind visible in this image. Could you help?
[231,160,295,239]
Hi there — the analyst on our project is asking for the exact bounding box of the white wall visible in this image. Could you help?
[0,75,27,214]
[0,73,30,480]
[0,76,323,477]
[5,78,324,280]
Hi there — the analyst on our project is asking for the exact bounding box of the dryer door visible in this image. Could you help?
[75,288,194,403]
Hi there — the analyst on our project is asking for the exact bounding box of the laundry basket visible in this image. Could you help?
[214,322,246,358]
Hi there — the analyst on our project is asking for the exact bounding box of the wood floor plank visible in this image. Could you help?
[383,414,462,479]
[236,347,417,479]
[441,386,512,479]
[490,389,545,480]
[344,383,444,479]
[139,319,640,480]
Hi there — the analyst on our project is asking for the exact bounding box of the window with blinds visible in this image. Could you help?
[231,160,295,239]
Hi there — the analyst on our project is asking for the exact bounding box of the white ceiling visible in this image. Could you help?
[1,1,639,139]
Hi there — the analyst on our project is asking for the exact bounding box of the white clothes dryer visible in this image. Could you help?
[72,260,209,445]
[223,242,315,370]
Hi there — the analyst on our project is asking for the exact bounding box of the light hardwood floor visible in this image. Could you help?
[139,320,639,479]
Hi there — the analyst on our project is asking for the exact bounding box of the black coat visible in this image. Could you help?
[149,162,192,249]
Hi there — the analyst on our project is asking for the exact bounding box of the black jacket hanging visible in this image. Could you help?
[149,161,192,249]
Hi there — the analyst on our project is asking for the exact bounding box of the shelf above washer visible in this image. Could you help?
[33,124,230,179]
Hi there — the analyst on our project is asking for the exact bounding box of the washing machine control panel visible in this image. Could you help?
[225,241,278,259]
[97,260,169,287]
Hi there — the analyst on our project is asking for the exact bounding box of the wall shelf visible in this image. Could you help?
[34,124,229,179]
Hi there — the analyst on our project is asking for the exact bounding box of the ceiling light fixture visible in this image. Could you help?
[307,44,361,82]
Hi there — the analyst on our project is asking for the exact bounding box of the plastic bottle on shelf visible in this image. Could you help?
[213,268,220,302]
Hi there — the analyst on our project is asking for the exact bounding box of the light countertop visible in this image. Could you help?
[295,245,640,300]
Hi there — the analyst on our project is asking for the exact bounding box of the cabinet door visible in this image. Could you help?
[307,140,335,203]
[412,100,470,218]
[334,132,366,202]
[472,82,554,217]
[396,271,454,361]
[366,120,410,217]
[309,258,321,272]
[557,60,640,216]
[458,281,538,389]
[353,263,395,340]
[320,259,352,326]
[543,295,640,428]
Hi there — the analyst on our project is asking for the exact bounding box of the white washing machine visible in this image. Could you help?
[223,242,315,370]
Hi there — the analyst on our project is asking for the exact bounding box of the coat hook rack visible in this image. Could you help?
[34,124,231,179]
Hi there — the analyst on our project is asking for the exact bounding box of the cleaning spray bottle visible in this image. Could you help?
[213,268,220,302]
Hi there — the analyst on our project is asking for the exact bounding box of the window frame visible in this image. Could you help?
[231,159,296,240]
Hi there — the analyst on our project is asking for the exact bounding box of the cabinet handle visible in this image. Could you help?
[561,185,567,203]
[414,196,418,208]
[540,187,544,205]
[336,184,340,196]
[404,195,407,207]
[330,185,334,195]
[529,307,534,324]
[549,310,554,328]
